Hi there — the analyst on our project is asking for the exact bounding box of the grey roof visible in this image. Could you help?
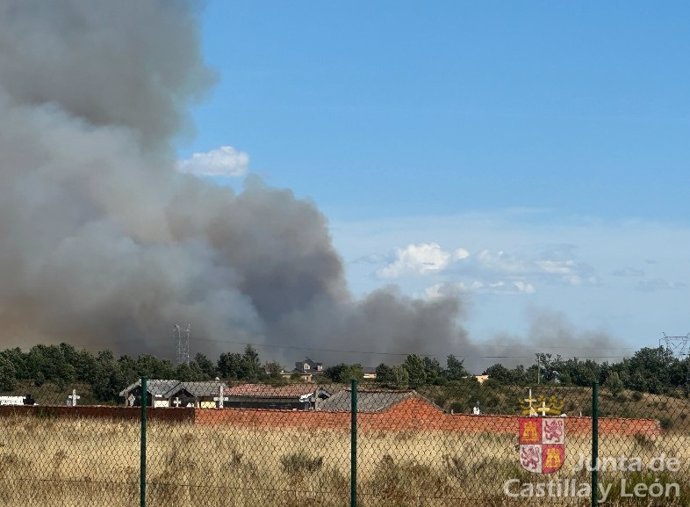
[167,381,226,398]
[317,389,417,413]
[119,379,181,398]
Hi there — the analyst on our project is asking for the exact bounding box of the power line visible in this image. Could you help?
[173,323,190,365]
[660,332,690,358]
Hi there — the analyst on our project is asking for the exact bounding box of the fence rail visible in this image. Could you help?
[1,379,689,506]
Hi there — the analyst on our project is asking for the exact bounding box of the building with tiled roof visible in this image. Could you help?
[223,383,332,410]
[316,389,437,413]
[119,379,227,408]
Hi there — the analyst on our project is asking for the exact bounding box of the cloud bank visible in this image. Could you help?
[376,241,597,295]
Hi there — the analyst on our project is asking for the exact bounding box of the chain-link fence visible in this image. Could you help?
[1,378,690,506]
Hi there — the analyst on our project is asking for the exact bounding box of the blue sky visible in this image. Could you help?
[178,1,690,354]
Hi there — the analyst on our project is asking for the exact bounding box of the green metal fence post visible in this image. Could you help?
[140,377,148,507]
[591,381,599,506]
[350,378,358,507]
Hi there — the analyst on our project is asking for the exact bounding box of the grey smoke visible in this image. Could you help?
[0,1,621,371]
[0,0,471,363]
[474,309,625,373]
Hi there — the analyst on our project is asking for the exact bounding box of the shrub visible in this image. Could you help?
[660,416,673,431]
[368,455,454,503]
[280,451,323,476]
[633,432,655,450]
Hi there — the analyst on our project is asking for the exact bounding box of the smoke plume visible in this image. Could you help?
[0,1,622,371]
[0,0,474,363]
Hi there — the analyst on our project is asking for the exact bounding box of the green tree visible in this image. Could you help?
[74,349,99,384]
[134,354,175,379]
[2,348,27,380]
[217,352,243,380]
[605,371,624,398]
[621,347,680,394]
[483,364,512,383]
[324,363,364,383]
[445,355,469,381]
[422,357,442,385]
[193,353,218,379]
[264,362,286,385]
[403,354,426,388]
[239,345,262,381]
[0,354,17,391]
[374,363,394,384]
[93,350,126,403]
[175,362,205,382]
[391,365,409,389]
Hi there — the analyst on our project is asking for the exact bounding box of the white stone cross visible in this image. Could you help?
[213,385,228,408]
[67,389,80,407]
[172,397,182,408]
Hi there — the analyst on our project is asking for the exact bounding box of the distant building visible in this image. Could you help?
[295,357,323,374]
[474,375,490,384]
[462,374,490,385]
[362,367,377,380]
[281,357,325,382]
[0,395,34,406]
[316,389,438,413]
[224,383,331,410]
[119,379,227,408]
[166,381,226,408]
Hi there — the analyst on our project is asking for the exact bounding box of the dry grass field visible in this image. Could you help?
[1,415,690,506]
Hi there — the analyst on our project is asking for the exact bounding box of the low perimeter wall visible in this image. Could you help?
[194,398,661,437]
[0,398,661,437]
[0,405,195,423]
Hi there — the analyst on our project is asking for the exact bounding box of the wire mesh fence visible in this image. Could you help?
[1,378,690,506]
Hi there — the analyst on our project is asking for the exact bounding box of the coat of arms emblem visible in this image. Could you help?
[519,417,566,473]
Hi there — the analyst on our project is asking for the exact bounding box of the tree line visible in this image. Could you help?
[0,343,279,403]
[483,348,690,396]
[0,342,688,404]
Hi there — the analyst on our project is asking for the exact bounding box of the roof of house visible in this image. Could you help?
[166,381,226,398]
[119,379,181,398]
[119,379,229,399]
[224,383,318,399]
[317,389,423,412]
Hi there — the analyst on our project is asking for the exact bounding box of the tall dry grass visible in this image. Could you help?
[1,415,689,506]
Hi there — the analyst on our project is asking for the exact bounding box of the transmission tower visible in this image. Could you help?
[174,324,191,366]
[659,332,690,358]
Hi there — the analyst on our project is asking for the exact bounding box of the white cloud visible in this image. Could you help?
[425,279,535,299]
[424,282,456,300]
[178,146,249,177]
[536,259,576,275]
[635,278,687,292]
[453,248,470,260]
[378,242,463,278]
[375,240,593,290]
[513,280,537,294]
[474,249,597,286]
